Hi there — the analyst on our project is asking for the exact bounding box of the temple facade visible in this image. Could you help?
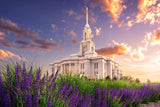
[50,7,122,79]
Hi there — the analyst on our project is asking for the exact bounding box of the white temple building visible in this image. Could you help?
[50,7,122,79]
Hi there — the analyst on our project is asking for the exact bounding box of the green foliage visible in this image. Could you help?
[142,97,150,104]
[56,73,142,97]
[110,97,122,107]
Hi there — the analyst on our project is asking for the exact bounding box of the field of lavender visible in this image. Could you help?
[0,63,160,107]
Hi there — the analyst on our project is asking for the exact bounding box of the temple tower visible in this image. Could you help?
[80,7,97,57]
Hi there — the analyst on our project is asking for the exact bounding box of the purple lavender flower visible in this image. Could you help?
[80,94,91,107]
[4,89,11,107]
[7,65,11,85]
[15,64,20,89]
[69,85,80,107]
[22,63,27,92]
[40,76,45,95]
[33,68,41,107]
[57,83,68,98]
[47,97,51,107]
[27,67,32,89]
[64,84,72,99]
[0,74,5,106]
[26,91,32,107]
[124,99,129,107]
[49,70,58,90]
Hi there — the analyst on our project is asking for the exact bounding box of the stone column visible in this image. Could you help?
[116,70,119,79]
[60,64,62,74]
[113,69,116,78]
[105,62,107,77]
[101,60,105,79]
[107,60,112,79]
[69,64,71,74]
[85,60,90,78]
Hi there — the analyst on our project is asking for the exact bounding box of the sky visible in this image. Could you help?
[0,0,160,82]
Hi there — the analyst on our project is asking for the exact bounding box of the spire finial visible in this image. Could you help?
[85,7,90,28]
[86,7,88,25]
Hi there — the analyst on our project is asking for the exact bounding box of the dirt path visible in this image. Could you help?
[140,101,160,107]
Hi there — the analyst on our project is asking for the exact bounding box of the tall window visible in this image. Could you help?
[65,64,69,74]
[84,33,86,40]
[57,66,60,71]
[81,63,84,69]
[71,63,75,66]
[71,63,75,74]
[94,63,98,69]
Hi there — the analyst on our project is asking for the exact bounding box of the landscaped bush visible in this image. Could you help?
[0,63,160,107]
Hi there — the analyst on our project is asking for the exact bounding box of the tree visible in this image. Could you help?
[147,79,151,84]
[135,78,140,83]
[112,76,117,81]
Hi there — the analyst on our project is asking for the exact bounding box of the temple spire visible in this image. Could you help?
[85,7,90,28]
[86,7,88,25]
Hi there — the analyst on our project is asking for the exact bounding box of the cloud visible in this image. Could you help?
[136,0,160,24]
[117,0,160,28]
[124,0,160,28]
[33,38,58,50]
[89,0,126,22]
[130,47,145,61]
[60,48,65,52]
[109,25,113,28]
[69,30,77,37]
[91,33,94,38]
[0,32,6,40]
[15,40,29,46]
[95,36,149,61]
[95,27,101,36]
[0,19,37,39]
[0,40,12,48]
[51,24,58,33]
[127,20,134,27]
[0,49,26,60]
[71,39,78,45]
[95,29,160,61]
[69,30,79,45]
[117,21,124,27]
[14,39,58,51]
[127,32,152,61]
[151,28,160,45]
[96,40,131,57]
[67,10,76,16]
[0,18,59,51]
[128,28,160,61]
[137,0,157,18]
[126,16,130,20]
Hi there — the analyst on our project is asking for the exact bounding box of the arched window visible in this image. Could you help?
[84,33,86,40]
